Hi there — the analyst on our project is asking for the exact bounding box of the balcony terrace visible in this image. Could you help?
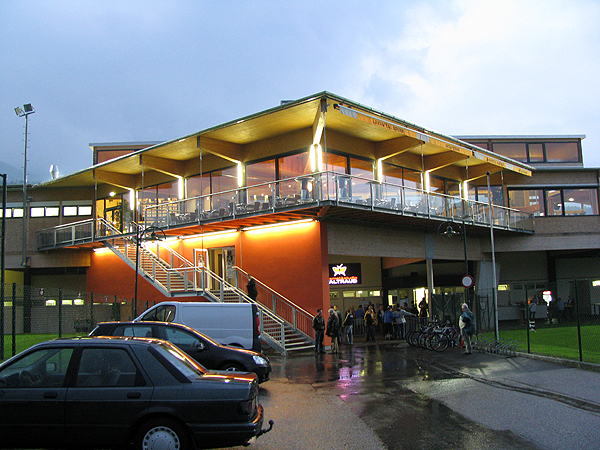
[36,171,534,251]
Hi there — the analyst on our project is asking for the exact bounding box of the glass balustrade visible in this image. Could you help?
[36,172,534,250]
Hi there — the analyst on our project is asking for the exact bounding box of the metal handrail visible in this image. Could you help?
[141,171,534,232]
[234,266,315,340]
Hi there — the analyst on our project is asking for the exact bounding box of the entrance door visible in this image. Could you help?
[207,247,236,288]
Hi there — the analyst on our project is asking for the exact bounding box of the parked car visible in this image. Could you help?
[0,337,273,450]
[90,321,272,383]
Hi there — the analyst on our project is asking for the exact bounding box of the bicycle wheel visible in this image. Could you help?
[431,335,448,352]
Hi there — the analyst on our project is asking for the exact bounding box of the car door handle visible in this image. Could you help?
[127,392,141,399]
[44,392,58,399]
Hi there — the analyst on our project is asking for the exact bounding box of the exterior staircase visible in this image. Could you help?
[102,228,315,355]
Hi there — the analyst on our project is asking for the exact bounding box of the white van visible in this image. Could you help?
[134,302,262,352]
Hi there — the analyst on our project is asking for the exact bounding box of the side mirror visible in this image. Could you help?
[195,342,205,351]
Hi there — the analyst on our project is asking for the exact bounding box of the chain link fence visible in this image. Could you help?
[1,283,158,361]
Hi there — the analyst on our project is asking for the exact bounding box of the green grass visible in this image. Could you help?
[479,324,600,365]
[2,333,80,361]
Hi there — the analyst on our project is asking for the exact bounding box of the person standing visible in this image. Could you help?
[365,305,376,341]
[528,298,538,331]
[355,304,365,335]
[246,275,258,301]
[459,303,475,354]
[333,305,343,346]
[383,306,395,340]
[343,307,355,344]
[312,309,326,353]
[326,309,340,354]
[395,305,416,339]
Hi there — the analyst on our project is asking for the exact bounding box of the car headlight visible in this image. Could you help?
[252,355,268,366]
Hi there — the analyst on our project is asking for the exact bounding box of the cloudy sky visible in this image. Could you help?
[1,0,599,184]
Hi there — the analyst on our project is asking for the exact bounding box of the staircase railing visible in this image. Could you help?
[234,267,315,342]
[115,242,291,354]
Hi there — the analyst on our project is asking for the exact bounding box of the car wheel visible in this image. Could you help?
[221,362,245,372]
[135,417,191,450]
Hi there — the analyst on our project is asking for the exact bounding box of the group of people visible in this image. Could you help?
[312,302,419,353]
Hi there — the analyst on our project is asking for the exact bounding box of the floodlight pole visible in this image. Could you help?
[1,173,6,358]
[15,104,34,267]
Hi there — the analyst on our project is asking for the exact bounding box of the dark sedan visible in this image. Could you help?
[0,337,273,450]
[90,321,271,383]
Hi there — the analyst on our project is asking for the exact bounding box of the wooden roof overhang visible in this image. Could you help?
[34,92,533,197]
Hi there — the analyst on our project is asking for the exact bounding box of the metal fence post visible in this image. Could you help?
[11,283,16,357]
[574,279,583,362]
[525,285,530,354]
[90,292,94,327]
[58,288,63,338]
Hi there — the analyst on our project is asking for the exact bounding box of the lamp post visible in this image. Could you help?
[486,171,499,341]
[437,220,472,304]
[133,225,165,317]
[14,104,35,267]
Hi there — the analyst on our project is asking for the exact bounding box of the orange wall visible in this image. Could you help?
[86,221,330,318]
[87,250,170,306]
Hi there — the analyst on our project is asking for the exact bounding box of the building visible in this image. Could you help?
[3,92,599,351]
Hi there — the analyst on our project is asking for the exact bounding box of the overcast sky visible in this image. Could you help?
[1,0,599,185]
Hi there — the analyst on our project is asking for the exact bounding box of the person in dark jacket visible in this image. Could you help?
[343,307,355,344]
[246,275,258,301]
[326,308,340,354]
[312,308,326,353]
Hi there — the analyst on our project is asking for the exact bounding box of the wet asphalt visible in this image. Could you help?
[225,335,600,450]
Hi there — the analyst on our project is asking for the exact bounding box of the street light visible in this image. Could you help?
[486,171,499,341]
[14,103,35,267]
[133,225,166,317]
[437,220,472,304]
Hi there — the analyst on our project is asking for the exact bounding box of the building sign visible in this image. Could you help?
[329,263,362,285]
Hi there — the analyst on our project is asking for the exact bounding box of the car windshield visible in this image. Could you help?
[154,342,207,380]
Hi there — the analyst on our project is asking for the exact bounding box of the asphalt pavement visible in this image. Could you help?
[223,334,600,450]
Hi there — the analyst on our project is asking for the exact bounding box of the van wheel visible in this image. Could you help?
[135,417,191,450]
[221,362,245,372]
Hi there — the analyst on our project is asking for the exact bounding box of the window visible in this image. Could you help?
[508,189,544,216]
[324,153,348,174]
[545,142,580,163]
[63,205,92,217]
[141,305,175,322]
[493,143,527,162]
[117,325,154,338]
[76,348,140,387]
[0,347,73,388]
[164,328,202,348]
[563,188,598,215]
[246,159,275,187]
[492,140,581,164]
[509,187,598,216]
[279,152,310,180]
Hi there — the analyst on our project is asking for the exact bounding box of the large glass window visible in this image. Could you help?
[545,142,580,163]
[563,188,598,215]
[511,187,598,216]
[509,189,545,216]
[246,159,275,187]
[382,163,403,186]
[324,153,348,174]
[279,152,310,180]
[211,166,238,192]
[493,143,527,162]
